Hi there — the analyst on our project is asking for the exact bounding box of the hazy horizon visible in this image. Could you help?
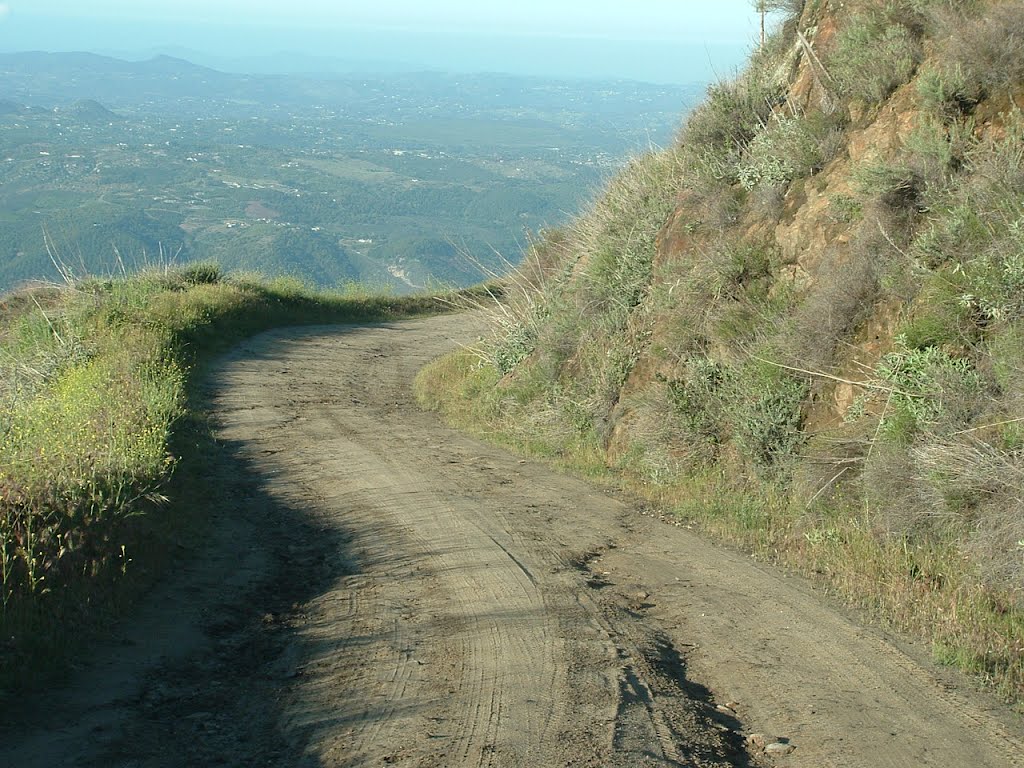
[0,1,768,83]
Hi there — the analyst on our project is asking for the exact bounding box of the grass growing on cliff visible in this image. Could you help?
[416,0,1024,703]
[0,265,456,692]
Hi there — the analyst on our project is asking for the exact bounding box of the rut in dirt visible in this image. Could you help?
[205,318,752,768]
[2,314,1022,768]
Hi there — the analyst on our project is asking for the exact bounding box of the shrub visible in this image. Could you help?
[913,436,1020,514]
[853,162,924,212]
[900,296,972,349]
[681,69,786,184]
[684,77,780,155]
[912,436,1024,595]
[876,341,983,443]
[755,0,807,23]
[828,194,864,223]
[916,63,979,121]
[736,116,807,190]
[782,253,879,371]
[946,3,1024,96]
[911,203,986,268]
[961,246,1024,325]
[177,261,223,286]
[913,116,1024,323]
[726,360,808,473]
[828,6,923,105]
[492,321,538,375]
[665,357,730,443]
[709,240,775,300]
[578,148,686,317]
[988,323,1024,406]
[737,111,846,190]
[469,235,574,376]
[904,114,977,197]
[861,440,931,535]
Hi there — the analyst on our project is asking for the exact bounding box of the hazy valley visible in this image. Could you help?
[0,52,698,291]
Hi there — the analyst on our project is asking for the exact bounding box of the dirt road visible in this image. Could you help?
[3,314,1023,767]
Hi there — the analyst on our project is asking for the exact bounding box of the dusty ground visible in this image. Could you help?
[2,313,1023,767]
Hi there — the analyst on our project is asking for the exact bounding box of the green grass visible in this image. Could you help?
[0,265,461,694]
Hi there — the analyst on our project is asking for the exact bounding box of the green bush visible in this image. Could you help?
[911,203,986,268]
[665,357,730,442]
[962,246,1024,325]
[988,323,1024,401]
[492,321,538,375]
[904,114,977,196]
[727,361,808,472]
[912,114,1024,321]
[737,112,845,190]
[829,6,923,105]
[176,261,223,286]
[900,301,971,350]
[916,63,979,121]
[710,240,775,300]
[685,78,778,154]
[877,341,982,443]
[828,194,864,223]
[682,71,786,184]
[580,149,686,316]
[853,162,924,211]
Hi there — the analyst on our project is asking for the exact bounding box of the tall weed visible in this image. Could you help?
[0,268,453,690]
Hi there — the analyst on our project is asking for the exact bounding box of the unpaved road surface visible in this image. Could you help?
[3,314,1023,767]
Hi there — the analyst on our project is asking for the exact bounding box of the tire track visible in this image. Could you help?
[4,315,1019,768]
[209,317,1022,768]
[211,320,748,767]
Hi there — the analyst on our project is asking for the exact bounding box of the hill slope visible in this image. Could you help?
[419,0,1024,702]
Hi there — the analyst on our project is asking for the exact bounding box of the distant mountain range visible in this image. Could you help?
[0,52,358,113]
[106,47,421,76]
[0,51,703,116]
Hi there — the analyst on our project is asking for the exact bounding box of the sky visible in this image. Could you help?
[0,1,767,83]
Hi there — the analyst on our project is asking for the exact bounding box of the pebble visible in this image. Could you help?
[745,733,797,756]
[765,742,796,756]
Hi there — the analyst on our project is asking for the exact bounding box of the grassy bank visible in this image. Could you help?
[416,0,1024,705]
[417,335,1024,706]
[0,265,458,692]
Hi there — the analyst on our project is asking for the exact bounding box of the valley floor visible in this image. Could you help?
[2,314,1022,767]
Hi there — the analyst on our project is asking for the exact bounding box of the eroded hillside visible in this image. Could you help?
[418,0,1024,701]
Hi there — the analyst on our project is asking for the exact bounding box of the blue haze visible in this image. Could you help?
[0,11,755,84]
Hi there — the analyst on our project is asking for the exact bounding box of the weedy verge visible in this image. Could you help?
[0,264,462,693]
